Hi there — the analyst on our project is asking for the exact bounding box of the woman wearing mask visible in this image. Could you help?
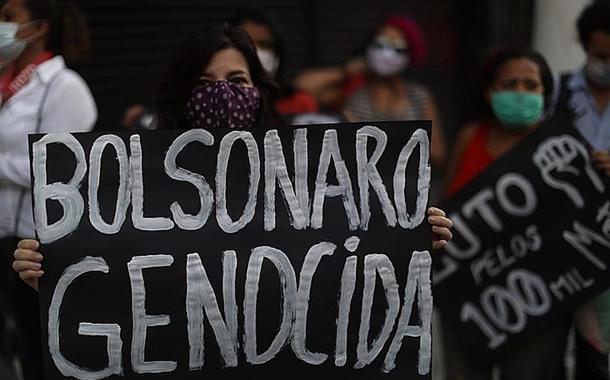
[229,7,320,118]
[13,24,454,291]
[156,23,280,130]
[0,0,96,378]
[340,16,446,168]
[122,8,294,131]
[443,48,569,380]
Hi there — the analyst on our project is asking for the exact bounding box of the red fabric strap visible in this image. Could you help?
[0,51,54,105]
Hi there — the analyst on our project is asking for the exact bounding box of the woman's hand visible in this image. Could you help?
[12,239,43,291]
[592,150,610,176]
[428,207,453,250]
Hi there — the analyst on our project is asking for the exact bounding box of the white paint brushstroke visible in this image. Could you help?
[129,135,174,231]
[49,257,122,379]
[393,129,430,229]
[164,129,215,230]
[264,129,308,231]
[88,135,130,234]
[32,133,86,243]
[311,129,360,230]
[292,242,336,364]
[128,255,177,374]
[244,246,297,365]
[216,131,260,233]
[356,126,397,229]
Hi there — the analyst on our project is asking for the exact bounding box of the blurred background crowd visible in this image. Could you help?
[0,0,609,379]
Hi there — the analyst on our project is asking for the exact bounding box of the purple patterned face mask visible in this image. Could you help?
[185,80,261,129]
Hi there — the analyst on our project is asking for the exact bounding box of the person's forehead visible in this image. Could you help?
[378,25,406,42]
[496,58,540,78]
[203,48,250,74]
[240,20,274,42]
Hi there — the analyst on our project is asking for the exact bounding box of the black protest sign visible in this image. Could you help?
[433,115,610,361]
[29,121,433,380]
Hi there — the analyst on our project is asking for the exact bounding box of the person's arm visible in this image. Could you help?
[292,67,348,108]
[13,239,43,291]
[0,153,32,188]
[592,150,610,176]
[0,71,96,189]
[40,71,97,134]
[293,57,366,110]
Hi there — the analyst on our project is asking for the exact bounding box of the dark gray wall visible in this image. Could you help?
[69,0,533,137]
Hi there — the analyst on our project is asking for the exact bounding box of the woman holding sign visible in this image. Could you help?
[14,27,451,378]
[442,48,569,380]
[13,23,454,282]
[156,23,281,131]
[0,0,96,379]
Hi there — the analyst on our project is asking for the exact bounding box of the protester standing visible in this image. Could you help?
[14,23,454,290]
[294,16,446,168]
[443,48,570,380]
[156,24,280,130]
[0,0,96,378]
[229,7,323,119]
[342,16,446,169]
[553,1,610,378]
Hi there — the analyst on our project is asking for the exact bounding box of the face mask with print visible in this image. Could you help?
[585,56,610,88]
[185,80,261,129]
[366,36,410,77]
[257,48,279,76]
[491,91,544,129]
[0,21,34,66]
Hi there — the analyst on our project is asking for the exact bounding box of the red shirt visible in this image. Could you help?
[276,91,319,115]
[446,122,495,197]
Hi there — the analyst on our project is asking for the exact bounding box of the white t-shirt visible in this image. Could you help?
[0,55,97,239]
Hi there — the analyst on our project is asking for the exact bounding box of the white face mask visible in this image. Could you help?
[257,48,279,76]
[585,55,610,88]
[366,44,410,77]
[0,21,33,67]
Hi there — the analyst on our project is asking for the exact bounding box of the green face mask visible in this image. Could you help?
[490,91,544,129]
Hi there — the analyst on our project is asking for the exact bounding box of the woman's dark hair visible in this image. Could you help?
[475,48,554,119]
[229,7,290,93]
[577,0,610,50]
[229,7,284,63]
[24,0,90,62]
[157,23,281,130]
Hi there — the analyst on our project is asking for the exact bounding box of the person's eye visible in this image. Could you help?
[198,78,211,87]
[500,80,517,90]
[525,80,540,91]
[230,77,248,86]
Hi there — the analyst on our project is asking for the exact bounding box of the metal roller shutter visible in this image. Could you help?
[69,0,532,136]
